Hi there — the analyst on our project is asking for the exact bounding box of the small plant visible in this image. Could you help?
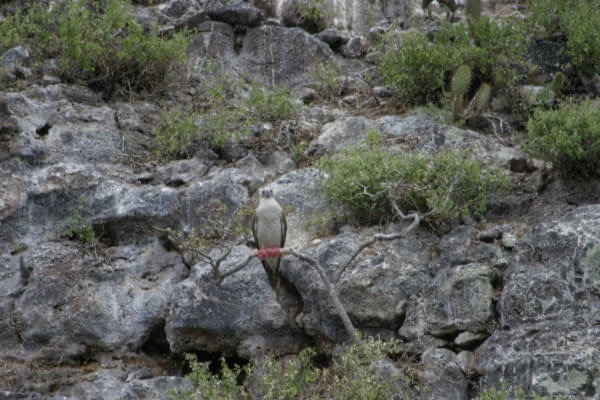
[528,0,600,75]
[153,108,199,160]
[177,336,418,399]
[318,135,509,225]
[324,336,410,400]
[66,195,96,245]
[586,245,600,295]
[378,17,527,107]
[193,70,298,151]
[248,84,298,123]
[525,98,600,178]
[310,60,344,100]
[291,142,309,165]
[0,0,189,95]
[180,353,247,400]
[551,71,566,96]
[378,29,452,105]
[477,385,526,400]
[293,0,329,33]
[259,348,321,399]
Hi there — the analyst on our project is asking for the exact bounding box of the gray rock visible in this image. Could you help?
[62,374,192,400]
[137,0,207,30]
[518,84,555,107]
[454,331,487,348]
[399,263,494,340]
[9,240,186,359]
[239,25,333,87]
[207,4,264,27]
[179,167,249,234]
[527,39,571,84]
[312,116,373,154]
[421,348,469,400]
[311,110,525,168]
[0,46,29,68]
[342,36,368,58]
[475,322,600,398]
[315,28,351,51]
[283,229,435,341]
[499,205,600,328]
[166,246,306,358]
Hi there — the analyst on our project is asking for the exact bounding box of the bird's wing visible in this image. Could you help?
[280,211,287,248]
[252,212,259,249]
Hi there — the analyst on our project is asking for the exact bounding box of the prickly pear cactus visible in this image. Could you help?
[472,83,491,116]
[551,71,565,95]
[451,64,473,98]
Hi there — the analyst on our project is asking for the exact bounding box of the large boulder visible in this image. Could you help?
[239,25,333,87]
[166,246,307,358]
[283,228,437,342]
[399,263,495,340]
[9,240,187,360]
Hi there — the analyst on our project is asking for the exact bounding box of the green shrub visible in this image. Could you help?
[378,17,527,106]
[153,108,199,160]
[176,337,417,400]
[65,195,96,245]
[248,84,298,123]
[153,74,299,157]
[528,0,600,74]
[318,136,509,225]
[0,0,188,94]
[180,354,247,400]
[378,29,453,105]
[525,99,600,178]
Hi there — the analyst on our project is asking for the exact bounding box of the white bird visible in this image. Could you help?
[253,189,287,290]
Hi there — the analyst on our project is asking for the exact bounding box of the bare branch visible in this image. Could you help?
[217,251,256,283]
[282,248,359,343]
[333,211,421,283]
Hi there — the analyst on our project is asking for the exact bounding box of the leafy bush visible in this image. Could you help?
[378,29,452,105]
[318,134,509,225]
[181,354,248,400]
[525,99,600,178]
[378,17,527,106]
[0,0,188,94]
[153,75,299,158]
[153,108,199,160]
[176,337,417,400]
[528,0,600,74]
[248,85,298,123]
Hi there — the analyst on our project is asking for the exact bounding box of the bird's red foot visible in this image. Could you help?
[257,247,282,260]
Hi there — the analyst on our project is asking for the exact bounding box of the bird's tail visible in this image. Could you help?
[262,258,281,291]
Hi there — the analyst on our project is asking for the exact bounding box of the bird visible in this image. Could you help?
[422,0,458,19]
[252,189,287,291]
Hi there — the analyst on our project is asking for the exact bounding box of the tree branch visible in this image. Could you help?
[333,210,421,283]
[282,248,359,343]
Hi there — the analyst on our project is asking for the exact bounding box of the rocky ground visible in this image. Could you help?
[1,0,600,399]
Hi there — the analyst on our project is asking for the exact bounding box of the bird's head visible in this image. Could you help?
[260,189,274,199]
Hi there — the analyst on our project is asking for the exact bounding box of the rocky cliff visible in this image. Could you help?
[1,0,599,399]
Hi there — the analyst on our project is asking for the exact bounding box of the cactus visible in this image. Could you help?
[468,83,491,118]
[551,71,565,95]
[451,64,473,98]
[449,64,491,123]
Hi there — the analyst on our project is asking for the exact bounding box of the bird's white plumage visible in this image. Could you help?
[253,191,286,289]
